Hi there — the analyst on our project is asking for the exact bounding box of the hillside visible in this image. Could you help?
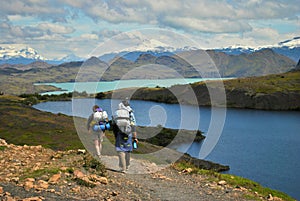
[207,49,296,77]
[101,48,296,80]
[0,95,82,150]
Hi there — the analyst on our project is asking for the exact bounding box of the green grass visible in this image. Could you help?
[223,71,300,94]
[173,162,296,201]
[219,173,294,201]
[82,154,107,176]
[0,95,84,151]
[0,146,6,151]
[20,167,61,180]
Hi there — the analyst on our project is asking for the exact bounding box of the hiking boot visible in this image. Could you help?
[120,169,126,174]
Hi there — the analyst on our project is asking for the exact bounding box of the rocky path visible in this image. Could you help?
[0,139,286,201]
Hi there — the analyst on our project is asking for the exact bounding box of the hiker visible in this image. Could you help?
[118,97,137,138]
[87,105,109,158]
[113,99,138,173]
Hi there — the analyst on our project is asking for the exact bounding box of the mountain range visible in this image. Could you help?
[99,36,300,63]
[0,36,298,96]
[1,47,296,80]
[0,46,84,65]
[214,36,300,62]
[0,49,298,95]
[0,46,46,65]
[0,37,299,65]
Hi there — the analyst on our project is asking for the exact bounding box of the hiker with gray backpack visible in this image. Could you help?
[112,98,138,173]
[87,105,109,158]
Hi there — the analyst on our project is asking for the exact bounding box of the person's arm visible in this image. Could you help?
[132,126,138,142]
[130,112,136,124]
[126,105,133,112]
[87,114,93,131]
[103,111,109,122]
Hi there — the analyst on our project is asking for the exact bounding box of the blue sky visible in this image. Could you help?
[0,0,299,59]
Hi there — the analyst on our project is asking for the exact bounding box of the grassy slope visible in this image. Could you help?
[174,162,296,201]
[0,95,83,150]
[222,70,300,93]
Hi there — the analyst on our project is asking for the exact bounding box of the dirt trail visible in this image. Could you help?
[0,138,286,201]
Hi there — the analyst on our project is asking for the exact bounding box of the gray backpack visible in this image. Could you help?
[114,108,132,134]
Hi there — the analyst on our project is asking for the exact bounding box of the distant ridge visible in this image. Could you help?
[1,36,299,64]
[0,48,296,82]
[215,36,300,62]
[98,48,296,79]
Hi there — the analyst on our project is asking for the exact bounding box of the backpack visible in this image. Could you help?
[113,108,132,134]
[92,111,108,132]
[93,111,107,122]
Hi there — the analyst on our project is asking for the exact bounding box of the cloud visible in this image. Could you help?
[0,22,43,40]
[242,27,283,46]
[234,0,300,19]
[37,23,75,34]
[1,0,299,30]
[93,29,122,38]
[0,0,299,59]
[0,0,68,22]
[64,0,299,35]
[78,33,99,40]
[163,17,252,33]
[198,26,294,48]
[0,22,74,41]
[81,2,150,24]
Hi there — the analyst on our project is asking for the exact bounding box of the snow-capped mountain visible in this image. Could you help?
[1,36,299,65]
[100,36,300,63]
[119,38,198,53]
[0,45,48,64]
[0,45,84,65]
[215,37,300,62]
[0,46,46,60]
[59,53,84,62]
[98,38,199,62]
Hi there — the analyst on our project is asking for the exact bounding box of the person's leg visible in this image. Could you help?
[92,132,101,157]
[125,152,131,170]
[118,151,126,172]
[94,139,101,157]
[98,131,104,156]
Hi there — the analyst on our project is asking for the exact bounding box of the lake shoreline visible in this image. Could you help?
[31,70,300,111]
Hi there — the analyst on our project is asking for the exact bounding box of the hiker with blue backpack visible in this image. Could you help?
[113,98,138,173]
[87,105,109,158]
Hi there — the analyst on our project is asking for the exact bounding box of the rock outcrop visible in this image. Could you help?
[0,138,109,200]
[0,139,292,201]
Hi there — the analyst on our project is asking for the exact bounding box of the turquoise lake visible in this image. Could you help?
[35,78,229,95]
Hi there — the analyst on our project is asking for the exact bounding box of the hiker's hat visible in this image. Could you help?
[123,97,130,106]
[96,108,103,112]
